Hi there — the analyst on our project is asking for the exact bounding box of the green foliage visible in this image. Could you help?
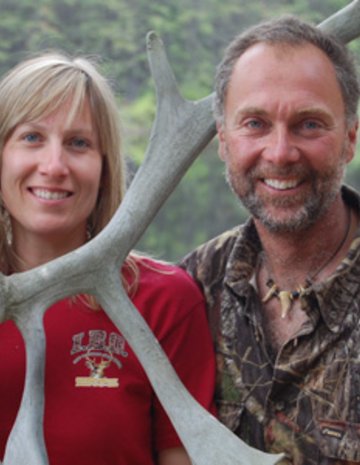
[0,0,357,260]
[137,142,247,260]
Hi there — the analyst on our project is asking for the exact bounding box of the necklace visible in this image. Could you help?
[261,208,352,319]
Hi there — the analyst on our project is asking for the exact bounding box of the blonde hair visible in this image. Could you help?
[0,52,136,288]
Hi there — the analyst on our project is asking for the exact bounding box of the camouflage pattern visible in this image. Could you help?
[180,186,360,465]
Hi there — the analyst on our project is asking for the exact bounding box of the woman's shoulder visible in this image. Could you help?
[136,256,199,292]
[132,257,207,337]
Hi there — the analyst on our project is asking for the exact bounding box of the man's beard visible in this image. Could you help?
[225,155,347,234]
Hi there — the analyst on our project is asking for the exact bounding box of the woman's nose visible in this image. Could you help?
[38,141,69,177]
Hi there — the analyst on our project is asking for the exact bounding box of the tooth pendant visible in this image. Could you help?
[262,279,306,319]
[278,291,294,319]
[262,283,293,317]
[262,283,278,304]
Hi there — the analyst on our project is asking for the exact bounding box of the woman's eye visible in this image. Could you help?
[23,133,40,143]
[70,137,90,149]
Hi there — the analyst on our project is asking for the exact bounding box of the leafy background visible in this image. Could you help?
[0,0,358,260]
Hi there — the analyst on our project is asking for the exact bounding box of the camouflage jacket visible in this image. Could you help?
[180,186,360,465]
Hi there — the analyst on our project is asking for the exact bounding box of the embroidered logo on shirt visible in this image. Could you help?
[71,330,128,388]
[320,426,344,440]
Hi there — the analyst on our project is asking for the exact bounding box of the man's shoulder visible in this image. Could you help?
[179,225,244,283]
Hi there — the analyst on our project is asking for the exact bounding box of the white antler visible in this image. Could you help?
[319,0,360,41]
[2,3,360,464]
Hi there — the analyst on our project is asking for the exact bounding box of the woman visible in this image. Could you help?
[0,53,216,465]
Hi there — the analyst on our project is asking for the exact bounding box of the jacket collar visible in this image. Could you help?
[223,185,360,332]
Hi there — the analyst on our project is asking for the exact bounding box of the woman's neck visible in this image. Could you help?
[12,230,88,272]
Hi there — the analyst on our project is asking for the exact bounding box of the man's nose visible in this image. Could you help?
[262,126,300,165]
[39,141,69,177]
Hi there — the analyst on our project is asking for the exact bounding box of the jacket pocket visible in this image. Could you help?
[313,418,360,462]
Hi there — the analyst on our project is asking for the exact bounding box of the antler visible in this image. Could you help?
[319,0,360,42]
[2,3,360,464]
[2,32,282,465]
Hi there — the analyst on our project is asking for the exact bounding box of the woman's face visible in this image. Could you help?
[1,98,103,249]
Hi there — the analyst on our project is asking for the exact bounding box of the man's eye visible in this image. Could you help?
[302,120,321,130]
[246,119,263,129]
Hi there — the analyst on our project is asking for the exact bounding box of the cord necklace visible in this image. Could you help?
[261,208,352,318]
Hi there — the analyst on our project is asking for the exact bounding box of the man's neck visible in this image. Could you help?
[255,199,356,289]
[254,198,358,350]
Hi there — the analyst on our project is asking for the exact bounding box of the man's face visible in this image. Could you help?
[218,42,358,233]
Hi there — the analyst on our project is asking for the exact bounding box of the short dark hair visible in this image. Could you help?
[214,15,359,125]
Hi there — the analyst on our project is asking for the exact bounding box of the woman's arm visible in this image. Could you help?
[158,447,192,465]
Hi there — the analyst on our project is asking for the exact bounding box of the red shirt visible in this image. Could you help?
[0,259,216,464]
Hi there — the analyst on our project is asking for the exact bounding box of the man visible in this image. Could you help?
[180,16,360,465]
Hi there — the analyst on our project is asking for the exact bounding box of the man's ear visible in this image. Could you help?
[345,118,359,163]
[217,122,227,161]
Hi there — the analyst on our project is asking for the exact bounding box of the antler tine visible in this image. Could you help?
[92,32,216,266]
[146,31,183,106]
[95,273,284,465]
[3,304,49,465]
[318,0,360,42]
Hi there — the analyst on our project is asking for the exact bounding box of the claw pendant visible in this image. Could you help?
[262,279,306,318]
[278,291,294,319]
[262,283,278,303]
